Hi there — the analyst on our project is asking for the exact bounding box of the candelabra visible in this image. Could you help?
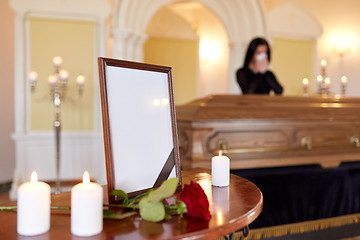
[29,56,85,194]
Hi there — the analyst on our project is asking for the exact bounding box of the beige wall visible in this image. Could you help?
[29,18,95,131]
[272,38,314,95]
[0,1,15,182]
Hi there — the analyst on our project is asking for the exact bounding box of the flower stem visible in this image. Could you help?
[0,206,16,210]
[0,206,71,211]
[103,204,139,209]
[51,206,71,210]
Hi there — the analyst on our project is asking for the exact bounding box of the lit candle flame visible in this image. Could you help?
[31,171,38,184]
[83,171,90,184]
[219,150,222,157]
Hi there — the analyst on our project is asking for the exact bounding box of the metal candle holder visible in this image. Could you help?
[29,56,85,194]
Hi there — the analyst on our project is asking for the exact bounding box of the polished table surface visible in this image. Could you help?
[0,168,263,240]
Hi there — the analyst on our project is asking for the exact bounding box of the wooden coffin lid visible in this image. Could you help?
[175,95,360,121]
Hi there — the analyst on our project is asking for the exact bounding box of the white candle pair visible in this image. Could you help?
[211,150,230,187]
[17,171,103,237]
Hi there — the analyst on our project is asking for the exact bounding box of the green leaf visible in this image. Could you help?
[128,192,148,205]
[147,178,178,203]
[139,197,165,222]
[110,189,129,205]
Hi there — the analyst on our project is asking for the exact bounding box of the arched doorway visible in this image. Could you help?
[143,2,230,105]
[111,0,266,95]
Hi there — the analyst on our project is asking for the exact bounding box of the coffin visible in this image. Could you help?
[176,95,360,170]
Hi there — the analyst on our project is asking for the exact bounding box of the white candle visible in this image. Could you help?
[53,56,62,67]
[59,70,69,83]
[341,75,347,85]
[320,59,327,67]
[76,75,86,86]
[28,71,38,84]
[302,78,309,86]
[71,171,103,236]
[17,171,51,236]
[324,77,331,86]
[48,75,57,87]
[211,150,230,187]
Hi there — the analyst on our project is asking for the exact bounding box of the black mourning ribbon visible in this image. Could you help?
[153,148,175,188]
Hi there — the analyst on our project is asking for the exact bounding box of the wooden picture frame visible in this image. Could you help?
[98,57,182,203]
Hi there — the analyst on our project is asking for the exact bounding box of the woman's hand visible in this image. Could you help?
[254,53,268,74]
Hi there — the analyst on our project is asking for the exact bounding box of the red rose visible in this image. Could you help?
[180,181,211,220]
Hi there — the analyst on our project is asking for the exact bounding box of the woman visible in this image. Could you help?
[236,37,283,94]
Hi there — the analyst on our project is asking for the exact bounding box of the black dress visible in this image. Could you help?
[236,67,283,94]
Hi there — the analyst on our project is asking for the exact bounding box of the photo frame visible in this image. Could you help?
[98,57,182,203]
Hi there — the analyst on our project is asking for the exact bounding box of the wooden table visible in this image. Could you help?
[0,168,263,240]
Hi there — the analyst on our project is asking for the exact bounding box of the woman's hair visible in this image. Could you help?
[243,37,271,68]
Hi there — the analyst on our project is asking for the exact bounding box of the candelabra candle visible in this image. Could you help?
[59,70,69,85]
[53,56,62,68]
[324,77,331,95]
[316,75,323,95]
[302,78,309,96]
[341,76,347,96]
[48,75,57,89]
[76,75,86,94]
[320,59,327,77]
[29,71,38,90]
